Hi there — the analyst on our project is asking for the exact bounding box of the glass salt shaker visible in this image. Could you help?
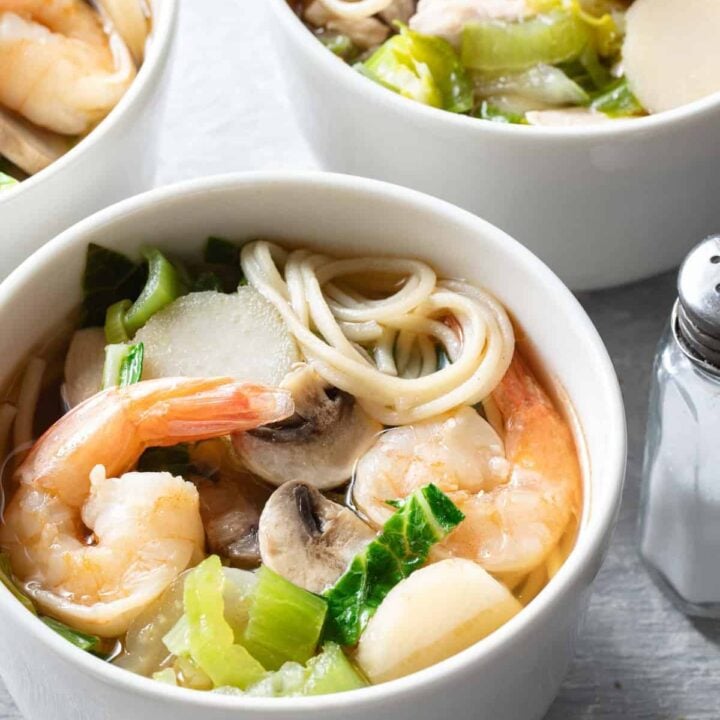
[639,236,720,618]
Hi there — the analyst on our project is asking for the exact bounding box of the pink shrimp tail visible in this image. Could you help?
[126,377,295,446]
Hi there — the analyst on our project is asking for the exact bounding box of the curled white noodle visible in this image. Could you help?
[318,0,395,20]
[241,241,514,425]
[14,358,45,452]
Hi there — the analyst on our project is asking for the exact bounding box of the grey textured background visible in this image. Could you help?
[4,271,720,719]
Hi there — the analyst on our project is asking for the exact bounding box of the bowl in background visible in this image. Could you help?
[0,0,179,279]
[266,0,720,291]
[0,172,625,720]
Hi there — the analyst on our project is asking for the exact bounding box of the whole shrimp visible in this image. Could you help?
[0,0,136,135]
[353,354,581,575]
[0,377,293,637]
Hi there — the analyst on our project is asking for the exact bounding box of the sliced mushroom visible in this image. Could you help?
[234,365,382,490]
[0,106,68,176]
[259,481,376,593]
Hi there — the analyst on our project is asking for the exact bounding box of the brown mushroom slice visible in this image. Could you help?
[259,481,376,594]
[234,365,382,490]
[0,106,68,176]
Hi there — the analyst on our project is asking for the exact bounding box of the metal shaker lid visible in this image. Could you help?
[676,236,720,369]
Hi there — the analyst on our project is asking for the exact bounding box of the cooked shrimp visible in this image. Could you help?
[353,354,581,575]
[0,0,136,135]
[0,377,293,637]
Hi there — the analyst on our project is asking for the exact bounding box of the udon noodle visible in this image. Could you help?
[241,240,514,424]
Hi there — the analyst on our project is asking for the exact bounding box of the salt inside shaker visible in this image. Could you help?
[639,236,720,617]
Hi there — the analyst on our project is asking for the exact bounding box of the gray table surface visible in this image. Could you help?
[2,269,719,719]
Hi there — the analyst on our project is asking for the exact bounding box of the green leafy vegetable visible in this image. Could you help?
[475,101,528,124]
[204,237,240,266]
[81,244,146,328]
[104,299,132,343]
[41,617,102,653]
[124,247,188,336]
[318,32,359,62]
[323,483,464,646]
[591,77,645,117]
[359,25,472,113]
[183,556,266,688]
[192,271,224,292]
[138,444,191,476]
[461,10,588,72]
[102,342,144,389]
[243,566,327,671]
[242,643,367,697]
[0,171,18,191]
[0,553,35,614]
[303,642,367,695]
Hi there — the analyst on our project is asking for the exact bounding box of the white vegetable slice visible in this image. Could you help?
[62,327,106,408]
[355,559,522,683]
[623,0,720,114]
[135,289,299,387]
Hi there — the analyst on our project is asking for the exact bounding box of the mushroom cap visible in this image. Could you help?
[234,365,382,490]
[258,481,376,594]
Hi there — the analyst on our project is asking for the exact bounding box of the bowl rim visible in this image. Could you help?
[0,0,179,207]
[267,0,720,141]
[0,171,627,712]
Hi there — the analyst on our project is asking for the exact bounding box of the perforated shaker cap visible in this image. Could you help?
[676,236,720,370]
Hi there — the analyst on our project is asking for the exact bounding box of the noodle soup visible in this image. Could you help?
[0,0,153,190]
[0,236,582,696]
[291,0,720,126]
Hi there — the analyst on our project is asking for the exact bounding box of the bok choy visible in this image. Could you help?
[323,484,464,646]
[359,25,472,113]
[102,342,144,389]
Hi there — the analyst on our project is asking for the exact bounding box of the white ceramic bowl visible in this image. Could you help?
[266,0,720,290]
[0,0,178,279]
[0,172,625,720]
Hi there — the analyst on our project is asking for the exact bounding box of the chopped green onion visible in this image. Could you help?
[123,248,188,336]
[303,643,367,695]
[0,552,36,614]
[360,25,472,113]
[204,237,240,266]
[41,617,102,653]
[104,299,132,343]
[475,101,529,124]
[321,33,359,61]
[461,10,588,72]
[591,77,644,118]
[102,342,144,389]
[184,556,266,688]
[243,566,327,671]
[323,484,464,646]
[0,171,18,191]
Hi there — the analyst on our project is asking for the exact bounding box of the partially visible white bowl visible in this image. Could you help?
[266,0,720,290]
[0,172,625,720]
[0,0,178,278]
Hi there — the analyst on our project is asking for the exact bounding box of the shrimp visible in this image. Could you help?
[0,377,293,637]
[0,0,136,136]
[352,354,581,576]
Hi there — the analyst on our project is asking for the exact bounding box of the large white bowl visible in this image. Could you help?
[0,172,625,720]
[0,0,178,279]
[266,0,720,290]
